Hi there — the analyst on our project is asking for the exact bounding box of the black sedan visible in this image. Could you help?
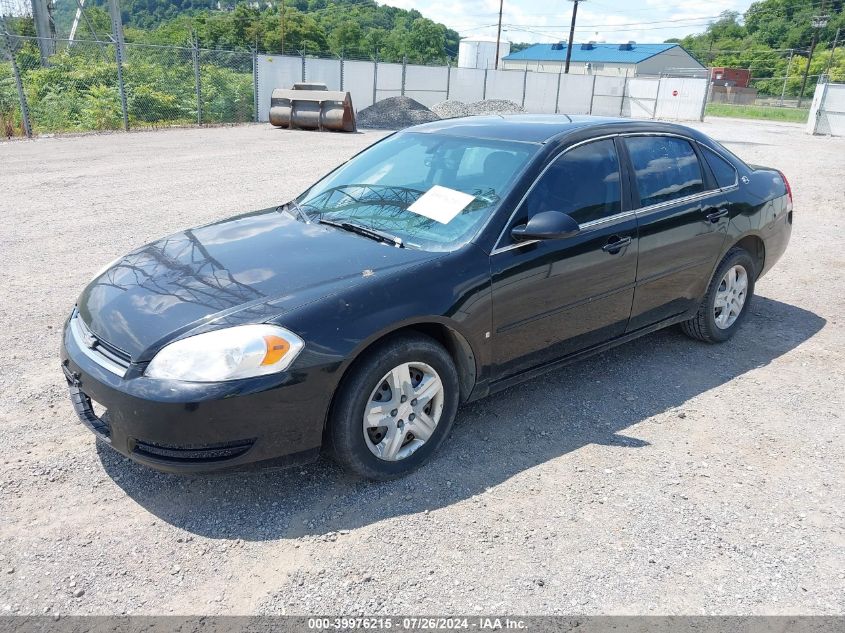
[61,115,793,480]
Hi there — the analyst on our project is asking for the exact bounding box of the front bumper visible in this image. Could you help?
[60,318,328,474]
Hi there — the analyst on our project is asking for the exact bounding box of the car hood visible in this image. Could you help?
[77,208,441,360]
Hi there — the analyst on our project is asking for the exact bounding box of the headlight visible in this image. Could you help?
[145,324,304,382]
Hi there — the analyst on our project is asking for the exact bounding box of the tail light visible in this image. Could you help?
[777,170,793,208]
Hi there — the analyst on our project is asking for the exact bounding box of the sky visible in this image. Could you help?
[381,0,755,44]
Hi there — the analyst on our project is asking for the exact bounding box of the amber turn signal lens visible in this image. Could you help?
[261,335,291,366]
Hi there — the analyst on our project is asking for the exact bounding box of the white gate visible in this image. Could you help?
[654,78,708,122]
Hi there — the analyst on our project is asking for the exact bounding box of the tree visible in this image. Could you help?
[328,20,363,56]
[406,18,447,64]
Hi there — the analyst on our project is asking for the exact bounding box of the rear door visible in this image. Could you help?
[623,134,729,331]
[490,137,639,380]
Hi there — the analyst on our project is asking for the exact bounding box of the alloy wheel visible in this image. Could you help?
[714,264,748,330]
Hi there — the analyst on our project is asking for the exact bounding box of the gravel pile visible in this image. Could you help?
[431,100,470,118]
[356,96,440,130]
[432,99,525,119]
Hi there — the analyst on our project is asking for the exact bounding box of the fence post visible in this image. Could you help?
[555,72,561,114]
[651,78,658,119]
[2,31,32,137]
[252,47,259,123]
[372,52,379,105]
[522,69,527,109]
[698,77,709,122]
[114,43,129,131]
[589,74,596,115]
[108,0,129,131]
[192,34,202,126]
[446,61,451,100]
[301,49,306,82]
[483,68,488,100]
[619,75,628,117]
[339,51,344,91]
[401,56,407,96]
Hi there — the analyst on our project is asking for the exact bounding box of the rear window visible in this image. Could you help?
[700,145,738,189]
[625,136,705,207]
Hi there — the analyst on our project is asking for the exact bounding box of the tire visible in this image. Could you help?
[328,333,460,480]
[681,247,756,343]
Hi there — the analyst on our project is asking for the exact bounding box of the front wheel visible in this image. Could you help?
[328,334,460,480]
[681,247,756,343]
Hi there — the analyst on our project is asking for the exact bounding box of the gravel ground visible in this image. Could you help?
[356,96,440,130]
[432,99,524,119]
[1,119,844,616]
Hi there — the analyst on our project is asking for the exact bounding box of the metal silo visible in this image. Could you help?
[458,37,510,69]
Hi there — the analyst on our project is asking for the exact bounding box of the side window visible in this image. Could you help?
[700,145,738,189]
[625,136,705,207]
[520,139,622,226]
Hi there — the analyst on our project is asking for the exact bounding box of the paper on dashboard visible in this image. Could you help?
[407,185,475,224]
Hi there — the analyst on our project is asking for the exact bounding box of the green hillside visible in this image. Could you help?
[47,0,460,63]
[669,1,845,96]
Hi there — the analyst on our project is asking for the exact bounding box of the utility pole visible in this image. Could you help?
[30,0,54,65]
[798,12,830,107]
[107,0,128,131]
[564,0,583,74]
[494,0,503,70]
[779,49,794,106]
[823,27,841,80]
[280,0,285,54]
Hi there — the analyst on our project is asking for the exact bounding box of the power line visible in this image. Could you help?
[514,15,726,29]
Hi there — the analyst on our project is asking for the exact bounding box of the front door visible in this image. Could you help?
[490,138,639,381]
[622,135,730,331]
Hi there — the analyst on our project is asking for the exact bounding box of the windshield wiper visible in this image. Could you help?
[318,218,404,248]
[280,200,311,223]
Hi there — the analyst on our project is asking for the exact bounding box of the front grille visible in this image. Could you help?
[70,313,131,376]
[132,439,255,463]
[92,336,131,368]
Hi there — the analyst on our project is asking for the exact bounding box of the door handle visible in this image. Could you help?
[602,235,632,253]
[705,208,729,223]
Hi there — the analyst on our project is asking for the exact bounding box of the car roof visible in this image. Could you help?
[407,114,704,145]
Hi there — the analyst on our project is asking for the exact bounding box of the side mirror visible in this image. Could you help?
[511,211,580,241]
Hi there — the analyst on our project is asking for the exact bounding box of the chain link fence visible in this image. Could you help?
[2,34,257,138]
[4,33,715,139]
[1,42,25,137]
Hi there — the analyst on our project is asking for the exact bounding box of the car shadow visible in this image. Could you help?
[97,295,825,541]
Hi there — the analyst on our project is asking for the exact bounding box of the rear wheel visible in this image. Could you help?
[681,247,756,343]
[328,334,460,480]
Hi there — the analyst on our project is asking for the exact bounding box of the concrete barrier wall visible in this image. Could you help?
[256,55,302,122]
[557,74,594,115]
[306,58,341,92]
[375,62,403,102]
[256,55,708,124]
[448,68,486,103]
[404,64,449,107]
[624,78,660,119]
[343,60,376,109]
[524,72,560,114]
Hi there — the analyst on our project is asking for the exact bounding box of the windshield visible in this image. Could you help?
[296,132,538,251]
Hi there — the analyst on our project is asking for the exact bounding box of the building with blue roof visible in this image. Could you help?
[501,42,705,77]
